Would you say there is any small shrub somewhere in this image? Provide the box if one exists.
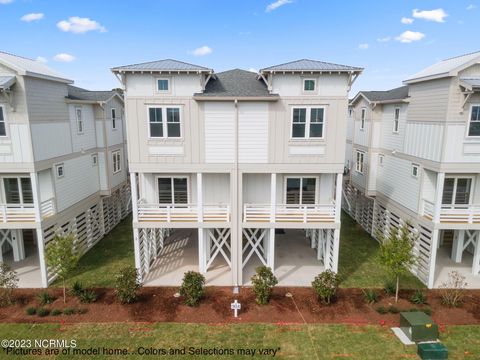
[115,266,141,304]
[251,266,278,305]
[0,262,18,306]
[26,307,37,315]
[388,306,400,314]
[383,280,396,295]
[376,306,388,314]
[79,289,97,304]
[410,290,427,305]
[179,271,206,307]
[70,281,84,297]
[440,271,467,308]
[37,308,50,317]
[362,289,379,304]
[37,291,54,305]
[63,307,75,315]
[311,270,340,305]
[51,309,62,316]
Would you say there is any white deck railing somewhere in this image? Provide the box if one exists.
[137,201,230,223]
[243,203,336,223]
[0,204,36,223]
[422,199,480,224]
[40,198,56,219]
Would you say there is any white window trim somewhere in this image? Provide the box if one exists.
[283,176,319,205]
[155,77,171,94]
[0,105,7,138]
[467,104,480,138]
[360,108,366,131]
[75,107,84,135]
[393,107,400,133]
[155,175,190,205]
[355,150,365,174]
[111,108,117,130]
[302,78,316,93]
[91,153,98,166]
[112,150,121,174]
[55,163,65,178]
[411,163,419,178]
[147,106,183,139]
[290,106,326,140]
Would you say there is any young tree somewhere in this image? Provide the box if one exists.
[378,223,417,303]
[45,234,79,303]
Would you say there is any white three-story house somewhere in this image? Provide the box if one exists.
[345,51,480,288]
[113,58,362,286]
[0,52,130,287]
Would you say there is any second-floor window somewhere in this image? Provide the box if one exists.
[75,107,83,134]
[111,108,117,130]
[303,79,316,91]
[291,107,325,139]
[393,107,400,133]
[148,107,181,138]
[157,79,169,92]
[360,108,366,130]
[0,106,6,137]
[469,105,480,137]
[112,150,121,173]
[356,151,364,173]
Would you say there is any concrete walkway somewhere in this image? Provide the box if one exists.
[434,245,480,289]
[4,244,43,288]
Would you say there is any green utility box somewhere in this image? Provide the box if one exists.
[400,312,438,342]
[417,342,448,359]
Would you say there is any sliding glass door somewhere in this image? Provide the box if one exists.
[285,177,317,205]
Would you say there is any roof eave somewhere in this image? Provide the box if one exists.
[111,68,213,75]
[259,69,363,75]
[193,95,279,101]
[25,71,73,84]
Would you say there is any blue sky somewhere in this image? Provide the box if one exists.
[0,0,478,94]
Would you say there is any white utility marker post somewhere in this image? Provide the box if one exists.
[231,299,241,318]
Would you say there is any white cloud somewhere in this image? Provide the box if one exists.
[0,0,14,4]
[358,43,369,50]
[412,8,448,22]
[53,53,75,62]
[395,31,425,43]
[401,17,414,24]
[466,4,476,10]
[190,45,212,56]
[20,13,44,22]
[248,68,258,73]
[266,0,292,12]
[57,17,106,34]
[377,36,391,43]
[36,56,47,63]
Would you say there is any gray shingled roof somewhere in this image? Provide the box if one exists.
[359,86,409,103]
[260,59,363,72]
[0,75,16,89]
[112,59,213,72]
[67,85,122,102]
[194,69,278,98]
[460,77,480,89]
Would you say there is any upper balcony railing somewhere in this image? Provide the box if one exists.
[243,203,336,223]
[137,200,230,223]
[422,199,480,224]
[0,198,56,223]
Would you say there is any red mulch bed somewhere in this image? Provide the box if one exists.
[1,287,479,326]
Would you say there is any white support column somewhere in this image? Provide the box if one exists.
[197,172,207,274]
[270,173,276,223]
[433,172,445,224]
[472,231,480,275]
[197,173,203,223]
[268,228,275,270]
[428,172,445,288]
[130,172,142,275]
[427,229,440,289]
[198,228,206,274]
[332,228,340,272]
[268,173,276,271]
[30,172,48,287]
[451,230,465,263]
[130,172,139,223]
[335,173,343,223]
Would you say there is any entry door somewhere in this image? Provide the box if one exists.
[285,177,316,205]
[2,177,33,204]
[442,177,472,207]
[157,177,188,205]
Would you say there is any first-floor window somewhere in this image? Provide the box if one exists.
[469,105,480,137]
[356,151,365,173]
[148,107,181,138]
[158,177,188,204]
[291,107,325,139]
[0,106,6,136]
[285,177,316,205]
[112,151,121,173]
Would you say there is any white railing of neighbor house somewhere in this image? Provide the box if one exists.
[422,199,480,224]
[40,198,56,219]
[0,204,36,223]
[243,203,336,223]
[137,201,230,223]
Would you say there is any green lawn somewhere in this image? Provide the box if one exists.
[0,323,477,359]
[59,212,424,289]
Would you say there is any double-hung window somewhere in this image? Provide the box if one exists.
[468,105,480,137]
[148,107,181,138]
[0,106,6,137]
[360,108,366,130]
[75,107,83,134]
[356,151,365,173]
[112,150,121,173]
[291,107,325,139]
[111,108,117,130]
[393,107,400,133]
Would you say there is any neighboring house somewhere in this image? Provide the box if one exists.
[344,51,480,288]
[0,52,130,287]
[112,59,362,286]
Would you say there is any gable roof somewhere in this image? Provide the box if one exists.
[111,59,213,73]
[66,85,123,103]
[404,51,480,84]
[260,59,363,73]
[460,77,480,90]
[350,86,409,106]
[194,69,279,99]
[0,76,16,90]
[0,51,72,83]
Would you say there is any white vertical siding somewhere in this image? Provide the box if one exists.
[404,123,444,162]
[238,102,268,163]
[443,123,480,162]
[243,174,270,203]
[204,102,235,163]
[0,124,34,163]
